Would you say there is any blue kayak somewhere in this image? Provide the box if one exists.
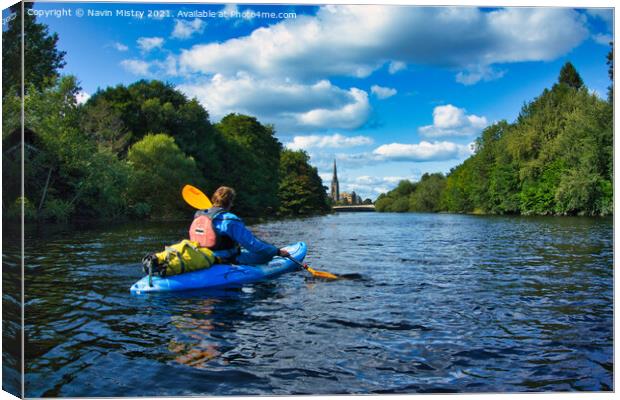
[130,242,306,294]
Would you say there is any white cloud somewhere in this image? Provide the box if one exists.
[121,56,179,77]
[76,91,91,105]
[285,134,373,150]
[373,141,473,161]
[348,175,412,194]
[371,85,397,99]
[298,88,369,129]
[388,61,406,74]
[221,4,256,22]
[179,74,370,131]
[137,37,164,52]
[455,65,506,85]
[419,104,488,138]
[172,18,205,39]
[178,6,588,84]
[222,4,239,18]
[120,59,151,75]
[112,42,128,52]
[320,173,418,199]
[592,33,613,46]
[154,55,178,76]
[309,139,472,171]
[355,175,407,185]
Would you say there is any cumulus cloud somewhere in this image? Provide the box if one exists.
[419,104,488,138]
[371,85,397,99]
[345,175,413,196]
[388,61,406,74]
[319,172,418,199]
[154,55,179,76]
[355,175,410,186]
[309,139,472,172]
[347,175,414,195]
[137,37,164,52]
[592,33,613,46]
[373,141,473,162]
[120,59,151,75]
[220,4,257,22]
[172,18,205,39]
[178,6,589,83]
[179,74,370,131]
[298,88,369,129]
[112,42,128,51]
[456,65,506,85]
[121,56,178,77]
[285,134,373,150]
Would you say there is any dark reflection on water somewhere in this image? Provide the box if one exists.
[3,230,23,397]
[11,214,613,396]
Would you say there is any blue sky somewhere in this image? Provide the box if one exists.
[4,2,613,200]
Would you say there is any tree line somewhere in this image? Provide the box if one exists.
[376,58,613,217]
[2,4,330,222]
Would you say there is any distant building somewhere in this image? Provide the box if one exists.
[341,191,362,205]
[340,192,353,204]
[330,159,339,202]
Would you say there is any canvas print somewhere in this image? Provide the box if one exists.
[1,0,614,397]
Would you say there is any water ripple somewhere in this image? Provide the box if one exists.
[10,214,613,395]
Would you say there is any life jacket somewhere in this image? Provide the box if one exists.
[189,207,237,250]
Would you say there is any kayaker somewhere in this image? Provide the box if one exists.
[192,186,290,264]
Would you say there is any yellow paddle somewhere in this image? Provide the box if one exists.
[181,184,339,280]
[285,255,339,280]
[182,184,213,209]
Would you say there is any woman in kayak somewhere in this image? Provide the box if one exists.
[192,186,290,264]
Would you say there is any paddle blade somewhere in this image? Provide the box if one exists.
[306,266,339,280]
[182,185,213,210]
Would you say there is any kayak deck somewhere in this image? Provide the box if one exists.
[130,242,306,294]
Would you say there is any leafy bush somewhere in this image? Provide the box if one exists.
[40,198,74,222]
[127,133,205,219]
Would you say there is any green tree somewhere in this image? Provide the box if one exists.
[487,147,520,214]
[80,98,130,153]
[215,114,282,216]
[558,61,584,89]
[278,149,330,215]
[3,76,132,221]
[374,193,391,212]
[375,60,612,217]
[2,2,66,95]
[375,180,416,212]
[127,134,205,219]
[409,173,446,212]
[83,81,221,187]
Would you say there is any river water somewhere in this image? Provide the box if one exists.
[4,212,613,396]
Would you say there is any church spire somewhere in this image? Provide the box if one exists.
[330,159,339,202]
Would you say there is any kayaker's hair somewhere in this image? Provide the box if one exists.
[212,186,236,209]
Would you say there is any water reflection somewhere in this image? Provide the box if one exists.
[12,213,613,396]
[169,298,221,369]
